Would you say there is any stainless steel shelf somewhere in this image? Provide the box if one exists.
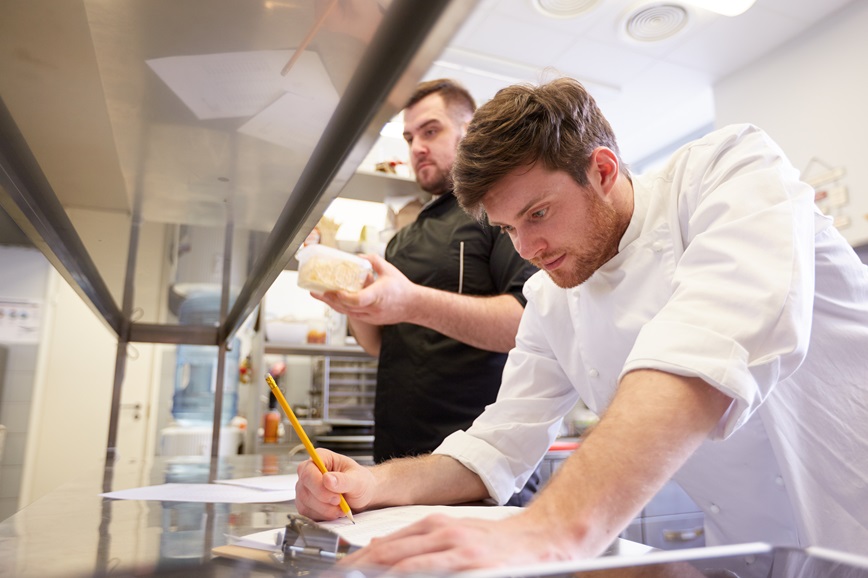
[341,169,423,203]
[264,342,372,358]
[0,0,477,458]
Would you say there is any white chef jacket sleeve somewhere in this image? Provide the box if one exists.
[620,124,818,439]
[435,273,580,504]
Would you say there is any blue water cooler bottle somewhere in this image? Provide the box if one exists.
[172,291,239,426]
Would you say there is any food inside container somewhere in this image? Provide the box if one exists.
[296,244,372,293]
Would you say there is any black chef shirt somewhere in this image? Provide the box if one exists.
[374,191,537,464]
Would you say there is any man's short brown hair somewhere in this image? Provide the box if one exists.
[406,78,476,126]
[453,77,625,220]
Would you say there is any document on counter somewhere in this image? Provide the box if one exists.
[100,481,295,503]
[322,505,522,547]
[225,505,653,574]
[231,504,522,551]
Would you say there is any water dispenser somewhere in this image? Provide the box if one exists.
[171,291,239,426]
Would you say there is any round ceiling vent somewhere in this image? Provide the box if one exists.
[624,3,689,42]
[531,0,601,19]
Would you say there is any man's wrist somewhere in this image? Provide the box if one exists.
[402,284,436,326]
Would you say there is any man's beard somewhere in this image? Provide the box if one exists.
[538,194,625,289]
[418,166,451,195]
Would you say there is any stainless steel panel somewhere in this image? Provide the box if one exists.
[619,518,644,545]
[643,513,706,551]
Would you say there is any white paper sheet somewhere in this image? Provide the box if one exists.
[214,473,298,492]
[230,527,286,552]
[100,482,294,503]
[321,505,522,547]
[231,504,653,568]
[460,540,655,578]
[146,49,337,121]
[232,505,521,551]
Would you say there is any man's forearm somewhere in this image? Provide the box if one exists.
[407,289,524,352]
[517,369,732,557]
[368,454,490,509]
[347,317,381,357]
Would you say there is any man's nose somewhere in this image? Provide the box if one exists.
[410,139,427,158]
[512,230,542,261]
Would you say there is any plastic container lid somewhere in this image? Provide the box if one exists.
[296,244,372,293]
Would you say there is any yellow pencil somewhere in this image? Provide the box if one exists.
[265,373,355,523]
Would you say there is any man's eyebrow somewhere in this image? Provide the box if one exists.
[488,199,540,228]
[403,119,439,139]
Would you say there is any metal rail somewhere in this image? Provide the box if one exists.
[221,0,475,343]
[0,96,124,336]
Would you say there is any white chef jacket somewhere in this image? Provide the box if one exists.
[435,124,868,554]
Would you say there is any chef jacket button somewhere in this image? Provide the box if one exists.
[588,368,599,378]
[651,241,664,253]
[709,504,720,514]
[775,476,784,486]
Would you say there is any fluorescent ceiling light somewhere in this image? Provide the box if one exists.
[530,0,601,19]
[680,0,756,17]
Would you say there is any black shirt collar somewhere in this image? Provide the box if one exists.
[420,190,457,215]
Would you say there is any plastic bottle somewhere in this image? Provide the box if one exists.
[262,392,281,444]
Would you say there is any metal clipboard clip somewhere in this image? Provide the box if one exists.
[276,513,358,563]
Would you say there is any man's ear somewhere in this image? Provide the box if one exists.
[589,147,619,196]
[459,119,471,139]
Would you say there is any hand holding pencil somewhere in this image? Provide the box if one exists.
[265,373,355,523]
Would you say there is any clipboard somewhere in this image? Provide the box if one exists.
[280,513,359,560]
[212,513,359,570]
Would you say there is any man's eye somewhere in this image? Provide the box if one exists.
[531,208,547,219]
[499,225,514,235]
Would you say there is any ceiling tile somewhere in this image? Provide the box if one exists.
[409,0,860,175]
[452,11,578,67]
[664,4,804,77]
[552,36,657,90]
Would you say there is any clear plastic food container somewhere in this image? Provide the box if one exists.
[296,244,372,293]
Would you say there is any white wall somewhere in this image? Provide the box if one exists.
[19,209,171,506]
[0,246,51,520]
[714,1,868,247]
[20,267,116,504]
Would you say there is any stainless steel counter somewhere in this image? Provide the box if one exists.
[0,455,301,577]
[2,455,867,578]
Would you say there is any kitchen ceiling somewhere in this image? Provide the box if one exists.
[415,0,855,168]
[0,0,856,235]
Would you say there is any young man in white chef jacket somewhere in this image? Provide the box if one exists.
[294,77,868,572]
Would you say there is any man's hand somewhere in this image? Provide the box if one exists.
[312,254,420,326]
[295,448,377,521]
[333,370,733,572]
[339,511,577,572]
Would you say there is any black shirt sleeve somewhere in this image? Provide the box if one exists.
[486,224,538,307]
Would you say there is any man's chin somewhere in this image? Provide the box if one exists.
[416,175,450,195]
[545,269,587,289]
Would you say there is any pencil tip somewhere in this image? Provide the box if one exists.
[346,511,356,524]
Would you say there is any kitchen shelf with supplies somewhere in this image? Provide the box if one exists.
[266,341,377,457]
